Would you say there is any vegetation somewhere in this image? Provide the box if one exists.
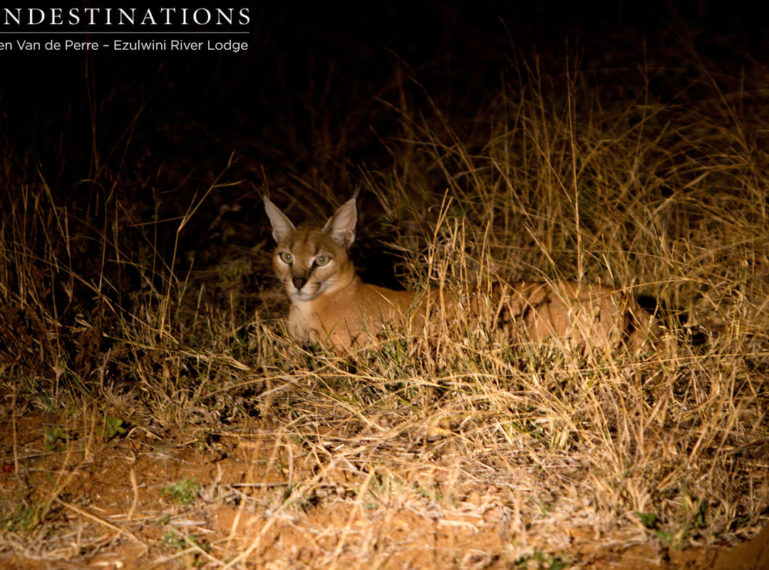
[0,14,767,568]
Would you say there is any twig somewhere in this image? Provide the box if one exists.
[55,497,148,549]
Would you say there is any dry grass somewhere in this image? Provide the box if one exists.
[1,49,768,568]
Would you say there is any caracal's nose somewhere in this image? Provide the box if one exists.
[292,276,307,290]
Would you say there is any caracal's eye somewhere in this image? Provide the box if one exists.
[315,254,331,267]
[279,251,293,264]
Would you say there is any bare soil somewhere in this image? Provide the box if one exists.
[1,412,766,569]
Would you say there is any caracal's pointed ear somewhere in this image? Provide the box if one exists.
[323,194,358,249]
[264,196,296,243]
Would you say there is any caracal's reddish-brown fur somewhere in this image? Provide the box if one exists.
[265,195,656,353]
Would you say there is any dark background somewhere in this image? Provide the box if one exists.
[1,1,767,269]
[3,2,766,176]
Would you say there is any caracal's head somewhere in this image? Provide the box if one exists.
[264,195,358,302]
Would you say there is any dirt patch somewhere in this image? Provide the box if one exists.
[1,412,766,568]
[712,524,769,570]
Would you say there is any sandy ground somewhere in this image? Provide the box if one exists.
[1,412,767,568]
